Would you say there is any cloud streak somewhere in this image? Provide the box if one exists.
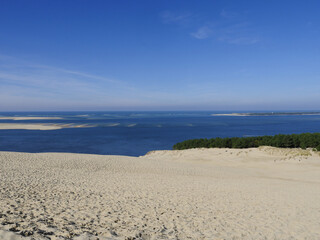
[0,55,203,110]
[159,11,192,25]
[220,10,238,19]
[160,9,259,45]
[191,26,211,39]
[0,55,146,111]
[0,56,136,93]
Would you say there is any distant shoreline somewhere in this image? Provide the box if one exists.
[212,112,320,116]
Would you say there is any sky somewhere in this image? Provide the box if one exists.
[0,0,320,111]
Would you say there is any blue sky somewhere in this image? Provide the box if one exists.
[0,0,319,111]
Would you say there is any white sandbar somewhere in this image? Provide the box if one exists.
[0,123,62,130]
[0,117,63,120]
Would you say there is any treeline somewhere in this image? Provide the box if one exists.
[173,133,320,151]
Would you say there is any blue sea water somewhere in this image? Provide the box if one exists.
[0,111,320,156]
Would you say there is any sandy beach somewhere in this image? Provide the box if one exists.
[1,147,320,239]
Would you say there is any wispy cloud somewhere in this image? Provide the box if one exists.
[190,26,211,39]
[191,21,259,45]
[220,36,259,45]
[0,55,134,92]
[217,22,259,45]
[159,11,192,25]
[220,9,238,19]
[0,54,201,110]
[160,9,259,45]
[0,55,145,110]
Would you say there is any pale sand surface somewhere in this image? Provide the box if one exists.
[211,113,247,116]
[0,123,94,130]
[0,117,63,120]
[0,124,63,130]
[0,147,320,239]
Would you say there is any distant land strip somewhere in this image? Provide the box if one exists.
[212,112,320,116]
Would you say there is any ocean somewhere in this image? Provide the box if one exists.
[1,111,320,156]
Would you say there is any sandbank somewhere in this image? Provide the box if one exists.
[0,123,62,130]
[0,123,95,130]
[0,117,63,120]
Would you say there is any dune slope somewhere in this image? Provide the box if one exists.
[0,147,320,239]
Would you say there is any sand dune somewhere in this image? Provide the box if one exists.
[0,147,320,239]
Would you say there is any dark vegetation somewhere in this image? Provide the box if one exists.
[173,133,320,151]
